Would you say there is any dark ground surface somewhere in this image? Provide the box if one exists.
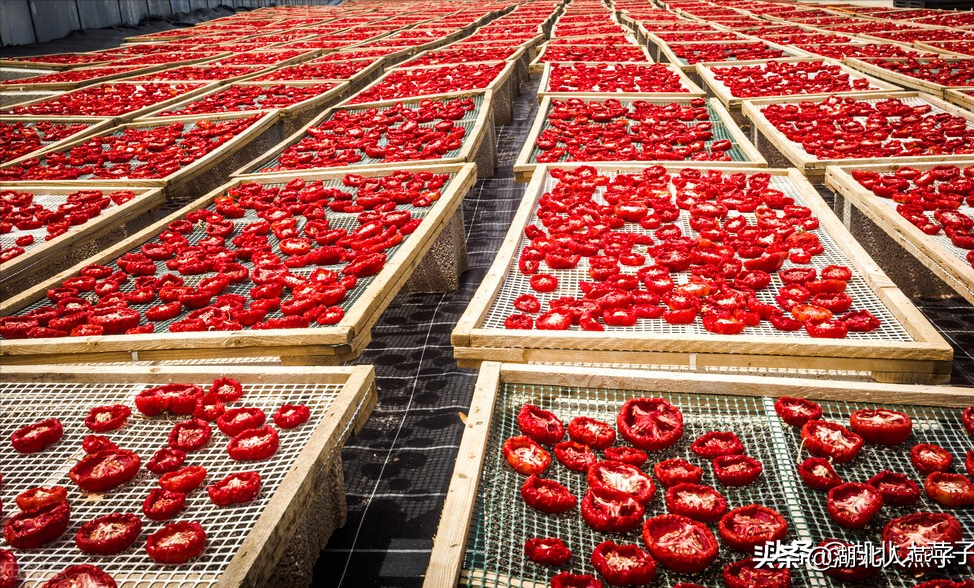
[3,12,974,588]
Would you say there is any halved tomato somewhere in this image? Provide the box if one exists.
[503,436,551,475]
[818,539,877,583]
[642,514,719,574]
[722,558,791,588]
[911,443,953,474]
[773,397,822,427]
[665,483,728,523]
[567,416,615,449]
[517,404,564,445]
[587,460,655,504]
[867,470,920,506]
[690,431,744,459]
[924,472,974,508]
[520,475,576,514]
[581,487,645,534]
[849,408,912,445]
[590,541,657,586]
[797,457,842,491]
[801,420,863,463]
[617,397,684,451]
[553,441,596,472]
[883,512,963,566]
[826,482,883,529]
[653,458,703,488]
[718,504,788,553]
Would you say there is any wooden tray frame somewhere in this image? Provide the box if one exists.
[401,44,530,70]
[0,364,377,588]
[249,56,386,94]
[513,96,767,183]
[0,63,171,92]
[742,91,974,184]
[845,56,974,100]
[452,164,953,384]
[696,57,903,112]
[945,87,974,111]
[1,116,114,167]
[0,163,477,367]
[657,39,811,73]
[425,361,974,587]
[234,90,495,179]
[529,42,655,74]
[826,161,974,306]
[536,61,706,103]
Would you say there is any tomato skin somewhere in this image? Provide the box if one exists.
[0,550,17,588]
[75,513,142,555]
[3,500,70,549]
[168,418,212,452]
[517,404,564,445]
[10,418,63,453]
[84,404,130,432]
[774,397,822,427]
[911,443,953,474]
[713,454,763,486]
[146,447,186,474]
[503,436,551,475]
[827,482,884,529]
[146,521,207,564]
[69,449,140,492]
[587,460,655,504]
[523,537,572,567]
[590,541,657,586]
[967,450,974,478]
[665,483,728,523]
[160,465,207,493]
[567,416,615,449]
[883,512,963,567]
[15,486,67,512]
[550,572,602,588]
[227,425,279,461]
[209,377,243,402]
[82,435,118,454]
[135,383,203,416]
[207,472,261,506]
[521,475,576,514]
[722,558,791,588]
[849,408,912,445]
[653,459,703,487]
[924,472,974,508]
[642,514,719,574]
[273,404,310,429]
[867,470,920,506]
[193,393,225,421]
[797,457,842,491]
[41,564,116,588]
[617,397,684,451]
[216,407,266,437]
[801,420,863,463]
[690,431,744,459]
[603,446,647,467]
[963,407,974,436]
[718,504,789,553]
[553,441,595,472]
[142,489,186,521]
[581,487,644,534]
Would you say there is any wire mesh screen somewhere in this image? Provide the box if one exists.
[524,99,752,164]
[480,169,914,342]
[0,376,349,586]
[1,120,99,163]
[461,383,974,587]
[254,94,486,173]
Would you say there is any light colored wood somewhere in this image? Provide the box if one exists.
[657,39,811,73]
[0,164,477,366]
[0,53,111,71]
[845,57,974,100]
[1,116,113,167]
[946,87,974,111]
[513,96,767,183]
[424,362,502,588]
[0,63,172,92]
[402,44,528,68]
[826,162,974,306]
[536,61,706,104]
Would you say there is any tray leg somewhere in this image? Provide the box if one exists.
[474,116,498,179]
[403,206,469,294]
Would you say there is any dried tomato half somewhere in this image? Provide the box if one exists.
[604,446,648,467]
[207,471,261,506]
[827,482,883,529]
[146,521,206,564]
[587,460,655,504]
[963,407,974,436]
[523,537,572,567]
[911,443,953,474]
[883,512,963,566]
[818,539,878,583]
[581,487,644,534]
[142,489,186,521]
[773,397,822,427]
[82,435,118,454]
[521,475,576,514]
[690,431,744,459]
[41,565,116,588]
[10,418,63,453]
[3,500,70,549]
[503,436,551,475]
[653,459,703,488]
[712,454,763,486]
[75,513,142,555]
[216,407,266,437]
[273,404,311,429]
[209,377,243,402]
[159,465,207,494]
[567,416,615,449]
[517,404,565,445]
[849,408,912,445]
[135,383,204,416]
[797,457,842,491]
[227,425,279,461]
[553,441,596,472]
[867,470,920,506]
[15,486,67,512]
[0,550,16,588]
[718,504,789,553]
[590,541,657,586]
[69,449,140,492]
[642,514,719,574]
[168,418,212,452]
[550,573,602,588]
[924,472,974,508]
[801,420,863,463]
[617,397,684,451]
[146,447,186,474]
[84,404,131,432]
[722,558,790,588]
[665,483,728,523]
[193,393,225,421]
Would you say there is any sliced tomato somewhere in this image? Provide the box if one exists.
[665,483,728,523]
[603,446,647,467]
[690,431,744,459]
[617,397,684,451]
[553,441,596,472]
[642,514,719,574]
[84,404,130,432]
[15,486,67,513]
[867,470,920,506]
[75,513,141,555]
[40,565,116,588]
[653,458,703,488]
[800,420,863,463]
[883,512,963,565]
[590,541,657,586]
[2,500,70,549]
[722,558,791,588]
[713,454,763,487]
[523,537,572,567]
[587,460,655,505]
[963,407,974,436]
[550,572,602,588]
[69,449,140,493]
[146,521,206,564]
[517,404,565,445]
[503,436,551,475]
[849,408,912,445]
[773,397,822,427]
[146,447,186,475]
[717,504,789,553]
[168,418,212,452]
[924,472,974,508]
[797,457,842,491]
[567,416,615,449]
[911,443,953,474]
[581,487,645,534]
[159,465,207,494]
[520,475,576,514]
[826,482,883,529]
[0,550,16,588]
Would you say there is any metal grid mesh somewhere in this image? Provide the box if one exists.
[525,99,752,164]
[8,172,457,335]
[1,119,98,163]
[0,377,347,587]
[480,170,913,342]
[255,95,485,173]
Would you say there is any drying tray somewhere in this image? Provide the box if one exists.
[0,67,52,83]
[453,163,953,384]
[696,57,904,112]
[513,97,766,183]
[0,185,164,298]
[945,87,974,111]
[657,40,811,74]
[0,53,112,71]
[0,91,62,109]
[402,44,530,68]
[528,43,655,75]
[427,363,974,588]
[0,64,171,93]
[536,62,706,104]
[0,163,477,367]
[249,57,386,95]
[0,364,376,588]
[235,91,496,180]
[0,116,114,168]
[846,57,974,100]
[826,161,974,306]
[743,91,974,184]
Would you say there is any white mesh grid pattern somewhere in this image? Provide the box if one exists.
[479,170,914,342]
[0,190,134,255]
[0,377,348,586]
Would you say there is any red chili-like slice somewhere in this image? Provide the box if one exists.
[883,512,963,566]
[146,521,206,564]
[722,558,791,588]
[15,486,67,512]
[665,483,728,523]
[523,537,572,567]
[227,425,279,461]
[797,457,842,491]
[216,407,266,437]
[603,446,648,467]
[773,397,822,427]
[69,449,140,492]
[159,465,206,494]
[550,572,602,588]
[209,377,243,402]
[521,475,576,514]
[849,408,912,445]
[553,440,596,472]
[801,420,863,464]
[135,383,203,416]
[718,504,789,553]
[590,540,657,586]
[924,472,974,508]
[713,454,763,486]
[642,514,719,574]
[503,436,551,475]
[3,500,70,549]
[653,459,703,488]
[517,404,565,445]
[168,418,212,452]
[146,447,186,474]
[818,539,878,583]
[0,550,17,588]
[827,482,884,529]
[617,397,684,451]
[75,513,142,555]
[867,470,920,506]
[207,471,261,506]
[690,431,744,459]
[581,487,645,534]
[273,404,310,429]
[84,404,131,432]
[10,418,63,453]
[41,565,116,588]
[142,488,185,521]
[587,460,655,504]
[567,416,615,450]
[911,443,953,474]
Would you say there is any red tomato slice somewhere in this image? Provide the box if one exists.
[924,472,974,508]
[40,565,116,588]
[587,460,655,504]
[774,397,822,427]
[69,449,140,493]
[867,470,920,506]
[642,514,719,574]
[517,404,564,445]
[581,487,644,534]
[75,513,142,555]
[722,558,791,588]
[801,420,863,463]
[883,512,963,566]
[911,443,953,474]
[665,483,728,523]
[590,541,657,586]
[849,408,912,445]
[146,521,206,564]
[553,440,596,472]
[617,397,684,451]
[567,416,615,449]
[653,458,703,488]
[502,436,551,475]
[520,475,576,514]
[690,431,744,459]
[523,537,572,567]
[717,504,789,553]
[827,482,884,529]
[797,457,842,491]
